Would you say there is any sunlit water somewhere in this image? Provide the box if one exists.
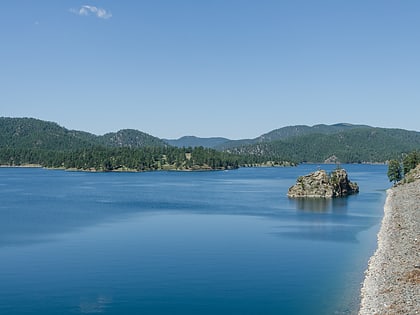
[0,164,389,314]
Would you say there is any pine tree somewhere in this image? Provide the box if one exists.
[387,160,402,184]
[403,151,420,175]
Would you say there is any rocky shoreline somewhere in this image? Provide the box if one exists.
[359,173,420,314]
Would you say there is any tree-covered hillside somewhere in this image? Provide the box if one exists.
[255,123,369,142]
[0,146,245,171]
[225,128,420,163]
[2,117,420,167]
[0,117,94,150]
[164,136,230,149]
[0,117,289,171]
[216,123,368,150]
[0,117,167,150]
[99,129,168,148]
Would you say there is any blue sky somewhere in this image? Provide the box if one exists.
[1,1,419,139]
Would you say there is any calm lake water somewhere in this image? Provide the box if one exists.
[0,164,389,315]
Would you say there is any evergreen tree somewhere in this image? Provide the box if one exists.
[403,151,420,175]
[387,160,402,184]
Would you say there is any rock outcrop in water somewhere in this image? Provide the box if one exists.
[287,168,359,198]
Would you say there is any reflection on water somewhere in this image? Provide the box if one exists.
[79,296,112,314]
[292,197,332,212]
[0,165,388,315]
[290,197,349,213]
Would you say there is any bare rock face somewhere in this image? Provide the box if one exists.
[288,168,359,198]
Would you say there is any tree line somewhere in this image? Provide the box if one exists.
[0,146,291,172]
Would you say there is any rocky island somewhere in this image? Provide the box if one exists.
[288,168,359,198]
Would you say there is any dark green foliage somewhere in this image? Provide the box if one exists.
[217,123,369,150]
[386,151,420,184]
[0,117,95,150]
[0,117,167,150]
[254,123,368,143]
[224,128,420,163]
[387,160,403,184]
[98,129,168,148]
[0,146,245,171]
[3,117,420,169]
[402,151,420,175]
[0,117,293,170]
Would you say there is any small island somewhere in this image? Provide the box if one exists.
[288,168,359,198]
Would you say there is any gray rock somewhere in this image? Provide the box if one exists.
[288,168,359,198]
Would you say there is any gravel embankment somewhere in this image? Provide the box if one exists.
[359,176,420,314]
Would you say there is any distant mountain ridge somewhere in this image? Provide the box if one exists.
[99,129,167,148]
[1,117,419,164]
[164,124,370,150]
[0,117,241,171]
[216,123,370,150]
[256,123,370,142]
[164,136,230,149]
[224,126,420,163]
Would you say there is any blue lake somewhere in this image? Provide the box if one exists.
[0,164,389,314]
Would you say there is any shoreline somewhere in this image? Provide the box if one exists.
[359,178,420,314]
[0,164,43,168]
[0,163,294,173]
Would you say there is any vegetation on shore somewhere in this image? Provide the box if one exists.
[0,118,291,171]
[2,117,420,171]
[167,124,420,164]
[387,151,420,184]
[0,146,242,171]
[0,146,294,172]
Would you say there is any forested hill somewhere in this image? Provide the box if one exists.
[164,124,368,150]
[224,127,420,163]
[0,117,167,149]
[165,124,420,163]
[255,123,369,142]
[216,123,369,149]
[0,117,283,171]
[2,117,420,166]
[0,117,94,150]
[98,129,167,148]
[164,136,230,149]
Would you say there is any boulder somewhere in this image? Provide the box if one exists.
[288,168,359,198]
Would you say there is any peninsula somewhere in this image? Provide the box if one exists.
[359,165,420,314]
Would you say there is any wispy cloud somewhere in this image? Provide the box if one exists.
[70,5,112,19]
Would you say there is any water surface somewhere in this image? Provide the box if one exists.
[0,164,388,314]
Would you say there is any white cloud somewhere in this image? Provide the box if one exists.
[70,5,112,19]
